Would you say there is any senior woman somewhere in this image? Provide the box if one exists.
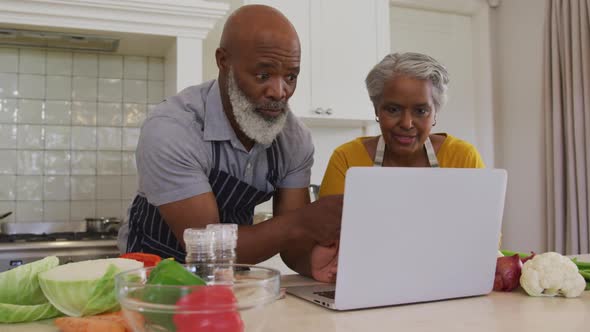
[319,52,485,197]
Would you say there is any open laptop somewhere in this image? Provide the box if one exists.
[287,167,507,310]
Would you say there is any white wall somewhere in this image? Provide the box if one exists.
[492,0,547,252]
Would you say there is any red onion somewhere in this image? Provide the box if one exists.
[493,254,523,292]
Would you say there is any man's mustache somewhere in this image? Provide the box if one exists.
[255,101,287,110]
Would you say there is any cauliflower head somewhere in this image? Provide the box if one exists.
[520,252,586,298]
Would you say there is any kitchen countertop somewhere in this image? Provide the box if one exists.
[274,274,590,331]
[4,254,590,332]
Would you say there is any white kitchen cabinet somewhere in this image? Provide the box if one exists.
[245,0,389,126]
[244,0,312,123]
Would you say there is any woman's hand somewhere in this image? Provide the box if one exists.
[310,242,339,283]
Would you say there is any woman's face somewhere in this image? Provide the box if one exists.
[375,75,436,158]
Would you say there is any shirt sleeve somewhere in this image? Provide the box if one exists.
[319,149,349,197]
[466,148,486,168]
[136,116,211,206]
[456,143,486,168]
[440,136,486,169]
[276,126,314,189]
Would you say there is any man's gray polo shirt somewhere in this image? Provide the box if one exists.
[136,80,314,207]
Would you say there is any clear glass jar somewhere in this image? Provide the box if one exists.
[207,223,238,283]
[183,228,215,280]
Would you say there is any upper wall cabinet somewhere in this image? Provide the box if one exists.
[246,0,389,126]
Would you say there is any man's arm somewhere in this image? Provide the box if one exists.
[272,188,316,276]
[158,190,304,264]
[157,192,220,248]
[272,188,343,280]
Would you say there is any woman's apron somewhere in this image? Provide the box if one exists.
[373,135,439,167]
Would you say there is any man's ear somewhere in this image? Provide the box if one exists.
[215,47,229,71]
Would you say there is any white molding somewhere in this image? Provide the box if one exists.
[0,0,229,38]
[389,0,488,16]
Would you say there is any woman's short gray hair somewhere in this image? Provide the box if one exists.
[365,52,450,112]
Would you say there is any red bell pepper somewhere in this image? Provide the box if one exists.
[173,285,244,332]
[119,252,162,267]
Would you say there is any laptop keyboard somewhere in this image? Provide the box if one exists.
[313,290,335,299]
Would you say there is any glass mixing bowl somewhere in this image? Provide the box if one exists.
[115,264,280,332]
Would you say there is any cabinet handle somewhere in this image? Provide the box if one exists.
[312,107,333,115]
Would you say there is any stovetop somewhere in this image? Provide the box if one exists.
[0,231,121,272]
[0,232,118,244]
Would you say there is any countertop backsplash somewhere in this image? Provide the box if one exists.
[0,47,165,224]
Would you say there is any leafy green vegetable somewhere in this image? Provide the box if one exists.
[39,258,142,317]
[570,259,590,292]
[499,250,531,259]
[579,269,590,292]
[0,302,62,323]
[0,257,61,323]
[0,256,58,305]
[571,257,590,270]
[80,264,121,316]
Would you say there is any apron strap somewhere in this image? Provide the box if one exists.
[373,135,386,167]
[424,136,439,168]
[373,135,439,167]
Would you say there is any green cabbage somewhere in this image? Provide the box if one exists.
[39,258,142,317]
[0,302,62,323]
[0,256,59,305]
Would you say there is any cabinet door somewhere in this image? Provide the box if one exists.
[243,0,312,119]
[309,0,379,121]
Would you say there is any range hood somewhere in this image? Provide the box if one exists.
[0,28,119,52]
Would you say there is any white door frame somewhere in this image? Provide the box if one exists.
[388,0,496,166]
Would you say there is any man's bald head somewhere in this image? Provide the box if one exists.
[219,5,299,57]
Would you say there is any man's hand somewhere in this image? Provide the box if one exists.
[310,242,339,283]
[291,195,343,246]
[278,193,342,279]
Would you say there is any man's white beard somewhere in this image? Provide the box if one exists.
[227,70,289,145]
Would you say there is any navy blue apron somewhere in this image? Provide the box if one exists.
[126,140,280,262]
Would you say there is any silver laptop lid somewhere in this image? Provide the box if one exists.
[334,167,506,310]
